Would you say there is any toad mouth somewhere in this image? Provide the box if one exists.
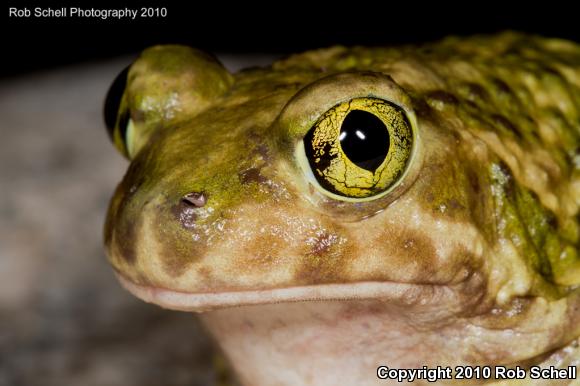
[116,272,451,312]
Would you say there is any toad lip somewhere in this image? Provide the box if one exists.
[115,272,454,312]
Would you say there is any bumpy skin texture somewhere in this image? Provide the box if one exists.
[104,33,580,385]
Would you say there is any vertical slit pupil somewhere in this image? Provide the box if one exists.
[339,110,390,171]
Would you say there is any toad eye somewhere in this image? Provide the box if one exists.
[103,65,133,158]
[302,98,415,201]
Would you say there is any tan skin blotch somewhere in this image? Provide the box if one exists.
[103,33,580,385]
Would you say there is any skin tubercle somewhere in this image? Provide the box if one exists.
[102,32,580,385]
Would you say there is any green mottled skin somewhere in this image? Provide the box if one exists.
[104,33,580,385]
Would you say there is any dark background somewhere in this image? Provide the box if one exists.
[2,3,579,386]
[3,1,580,78]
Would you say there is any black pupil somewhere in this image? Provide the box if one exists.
[103,65,129,140]
[339,110,390,171]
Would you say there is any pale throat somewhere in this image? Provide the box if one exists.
[200,298,580,386]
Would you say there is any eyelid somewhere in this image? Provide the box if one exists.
[274,71,416,161]
[273,71,422,215]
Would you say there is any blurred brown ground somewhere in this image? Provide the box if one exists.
[0,53,275,386]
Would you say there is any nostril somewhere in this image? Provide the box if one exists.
[181,192,207,207]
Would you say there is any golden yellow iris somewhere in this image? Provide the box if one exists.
[303,98,414,199]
